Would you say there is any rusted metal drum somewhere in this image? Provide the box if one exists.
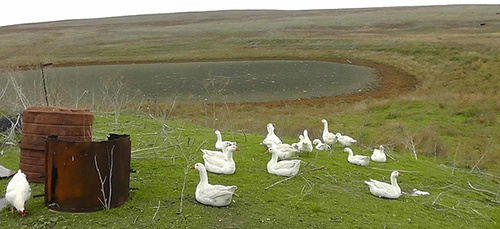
[20,106,93,182]
[45,134,131,212]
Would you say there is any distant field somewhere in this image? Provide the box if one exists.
[0,5,499,173]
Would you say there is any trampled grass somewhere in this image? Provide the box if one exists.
[1,112,498,228]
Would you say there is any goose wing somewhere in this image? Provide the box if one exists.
[273,160,301,170]
[201,149,225,159]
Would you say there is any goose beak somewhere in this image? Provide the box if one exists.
[190,165,195,169]
[398,173,402,176]
[235,147,239,151]
[19,210,26,217]
[265,149,269,154]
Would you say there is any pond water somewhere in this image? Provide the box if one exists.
[1,60,379,103]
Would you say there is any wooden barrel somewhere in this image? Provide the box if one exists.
[19,106,93,182]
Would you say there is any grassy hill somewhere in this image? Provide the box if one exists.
[1,112,499,228]
[0,5,499,227]
[2,5,497,173]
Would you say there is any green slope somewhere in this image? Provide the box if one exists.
[1,112,498,228]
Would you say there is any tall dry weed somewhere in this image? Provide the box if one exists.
[414,124,449,159]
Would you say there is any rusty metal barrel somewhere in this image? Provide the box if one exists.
[44,134,131,212]
[19,106,93,182]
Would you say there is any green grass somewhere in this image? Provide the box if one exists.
[1,112,498,228]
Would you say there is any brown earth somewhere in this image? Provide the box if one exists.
[234,58,418,108]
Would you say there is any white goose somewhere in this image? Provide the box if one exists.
[191,163,237,207]
[344,147,369,167]
[321,119,337,145]
[261,123,282,148]
[312,139,331,151]
[5,170,31,217]
[201,141,236,159]
[336,133,357,147]
[291,135,303,150]
[371,145,387,162]
[364,171,402,199]
[298,130,313,153]
[266,147,301,177]
[202,142,239,174]
[214,130,232,150]
[265,140,299,160]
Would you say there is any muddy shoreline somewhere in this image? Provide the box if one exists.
[14,57,417,106]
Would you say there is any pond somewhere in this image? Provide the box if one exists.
[1,60,380,104]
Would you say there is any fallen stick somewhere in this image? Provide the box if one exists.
[151,200,161,222]
[385,153,397,161]
[468,182,500,204]
[452,144,460,176]
[311,175,323,181]
[265,176,296,190]
[325,171,338,183]
[431,192,445,211]
[452,183,500,204]
[470,171,500,180]
[310,166,327,172]
[131,146,162,154]
[468,182,498,196]
[440,182,457,190]
[470,148,489,173]
[178,164,189,214]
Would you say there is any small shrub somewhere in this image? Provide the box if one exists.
[415,124,449,158]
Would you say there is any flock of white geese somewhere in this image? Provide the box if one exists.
[3,119,424,216]
[191,119,423,207]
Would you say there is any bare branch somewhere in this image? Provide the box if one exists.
[131,146,162,154]
[108,146,115,209]
[94,155,109,210]
[470,146,490,173]
[264,176,296,190]
[178,164,189,214]
[468,182,500,203]
[151,200,161,223]
[431,192,445,211]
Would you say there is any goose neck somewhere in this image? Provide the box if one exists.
[390,175,399,189]
[346,149,353,157]
[267,152,278,169]
[225,149,234,161]
[270,152,278,163]
[198,168,209,185]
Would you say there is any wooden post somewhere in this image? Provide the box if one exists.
[40,62,52,106]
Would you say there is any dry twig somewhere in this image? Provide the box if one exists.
[264,176,296,190]
[468,182,500,204]
[151,200,161,222]
[94,155,108,209]
[470,145,490,173]
[431,192,445,211]
[131,146,162,154]
[94,145,115,210]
